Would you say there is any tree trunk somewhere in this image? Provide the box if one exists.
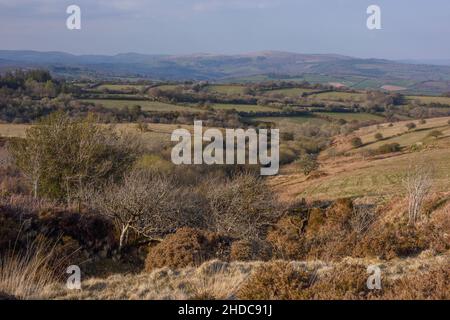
[33,179,38,199]
[119,224,130,252]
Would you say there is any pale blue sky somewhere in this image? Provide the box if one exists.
[0,0,449,59]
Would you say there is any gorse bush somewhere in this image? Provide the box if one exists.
[303,263,376,300]
[267,216,305,260]
[354,220,438,260]
[145,228,231,272]
[230,239,272,262]
[381,265,450,300]
[237,261,314,300]
[238,260,449,300]
[350,137,363,148]
[376,143,401,154]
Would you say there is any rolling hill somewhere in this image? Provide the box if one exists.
[1,50,450,93]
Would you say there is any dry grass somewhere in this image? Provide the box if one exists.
[36,249,449,300]
[43,260,257,300]
[0,237,60,299]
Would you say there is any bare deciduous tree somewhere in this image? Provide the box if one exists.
[89,169,203,250]
[350,204,376,234]
[204,173,281,240]
[402,162,433,225]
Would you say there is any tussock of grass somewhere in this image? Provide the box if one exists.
[0,237,59,299]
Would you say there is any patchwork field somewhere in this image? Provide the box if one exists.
[206,85,246,95]
[96,84,146,91]
[264,87,318,97]
[80,99,201,112]
[406,95,450,105]
[210,103,279,112]
[315,112,383,121]
[309,91,366,102]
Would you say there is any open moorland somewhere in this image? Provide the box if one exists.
[0,70,449,300]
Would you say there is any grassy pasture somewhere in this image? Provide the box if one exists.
[210,103,279,112]
[80,99,201,112]
[154,84,179,91]
[206,85,246,95]
[264,88,318,97]
[297,147,450,200]
[406,95,450,105]
[315,112,383,121]
[310,91,366,101]
[253,116,328,126]
[97,84,145,91]
[0,123,187,144]
[355,116,450,147]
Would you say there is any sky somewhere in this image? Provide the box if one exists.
[0,0,449,60]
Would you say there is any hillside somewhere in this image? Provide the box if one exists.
[271,116,450,201]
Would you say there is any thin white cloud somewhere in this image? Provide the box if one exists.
[192,0,281,12]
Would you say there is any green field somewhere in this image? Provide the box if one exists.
[154,84,179,91]
[310,91,366,101]
[406,95,450,105]
[80,99,201,112]
[298,147,450,199]
[97,84,145,91]
[210,103,279,112]
[253,116,328,126]
[206,85,246,95]
[315,112,383,121]
[264,88,318,97]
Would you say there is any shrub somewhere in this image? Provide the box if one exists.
[9,111,139,201]
[302,263,378,300]
[304,199,356,260]
[279,146,297,165]
[376,143,401,154]
[145,228,230,272]
[381,265,449,300]
[204,173,280,240]
[350,137,363,148]
[428,130,443,138]
[230,239,271,262]
[280,132,295,141]
[406,122,416,130]
[423,209,450,254]
[306,208,326,234]
[237,261,313,300]
[267,216,305,260]
[296,154,319,176]
[89,169,207,250]
[355,222,428,259]
[374,133,383,140]
[326,198,354,229]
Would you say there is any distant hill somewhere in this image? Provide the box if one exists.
[1,50,450,94]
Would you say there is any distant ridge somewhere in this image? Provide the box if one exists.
[1,50,450,93]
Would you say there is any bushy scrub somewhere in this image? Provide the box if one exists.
[145,228,231,272]
[267,216,305,260]
[230,239,272,262]
[237,261,313,300]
